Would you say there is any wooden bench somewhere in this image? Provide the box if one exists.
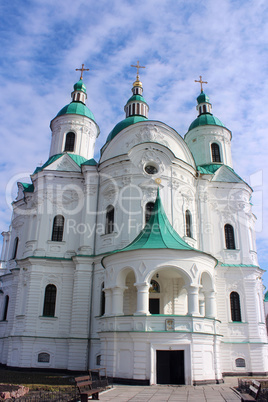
[75,369,108,401]
[240,380,261,401]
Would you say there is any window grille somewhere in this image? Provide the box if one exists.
[51,215,64,241]
[225,224,236,249]
[38,353,50,363]
[64,132,75,152]
[230,291,241,322]
[235,358,245,368]
[211,143,221,162]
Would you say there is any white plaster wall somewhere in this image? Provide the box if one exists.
[184,125,233,167]
[50,114,99,160]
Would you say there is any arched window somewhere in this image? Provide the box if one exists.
[185,210,192,237]
[100,282,105,316]
[64,132,75,152]
[105,205,114,234]
[43,284,57,317]
[51,215,64,241]
[145,202,155,224]
[203,105,206,113]
[12,237,19,259]
[211,143,221,162]
[2,295,9,321]
[225,224,235,249]
[230,291,241,322]
[38,352,50,363]
[235,358,246,368]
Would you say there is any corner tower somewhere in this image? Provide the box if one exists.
[185,77,232,168]
[49,65,99,160]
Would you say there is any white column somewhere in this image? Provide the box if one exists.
[204,290,217,318]
[134,282,150,315]
[187,285,200,316]
[199,299,205,316]
[112,286,126,315]
[103,288,112,315]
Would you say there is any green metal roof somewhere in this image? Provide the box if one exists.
[73,79,87,94]
[126,94,148,105]
[197,91,210,104]
[188,113,225,132]
[34,153,88,173]
[20,183,34,192]
[113,189,194,253]
[264,291,268,302]
[197,164,223,174]
[219,263,259,268]
[81,158,97,166]
[197,164,244,181]
[106,115,148,143]
[56,102,96,122]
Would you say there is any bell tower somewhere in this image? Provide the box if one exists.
[49,65,99,160]
[184,77,233,167]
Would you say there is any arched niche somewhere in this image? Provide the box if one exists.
[146,266,191,315]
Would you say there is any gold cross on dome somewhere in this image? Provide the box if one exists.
[131,60,145,76]
[75,64,90,80]
[195,75,208,92]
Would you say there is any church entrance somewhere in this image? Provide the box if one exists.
[156,350,185,384]
[149,298,160,314]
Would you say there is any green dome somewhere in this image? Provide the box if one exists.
[106,115,148,143]
[126,94,148,105]
[73,79,87,94]
[188,113,225,131]
[197,91,210,104]
[56,102,96,122]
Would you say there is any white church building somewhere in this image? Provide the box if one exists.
[0,65,267,385]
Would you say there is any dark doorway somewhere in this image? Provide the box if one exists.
[149,299,160,314]
[156,350,185,385]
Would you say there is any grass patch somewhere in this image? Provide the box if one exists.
[0,368,77,392]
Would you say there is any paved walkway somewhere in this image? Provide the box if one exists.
[99,380,240,401]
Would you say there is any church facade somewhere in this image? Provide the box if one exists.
[0,67,267,385]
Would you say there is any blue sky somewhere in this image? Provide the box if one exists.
[0,0,268,287]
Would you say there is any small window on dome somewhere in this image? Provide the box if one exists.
[64,132,75,152]
[203,105,206,113]
[211,143,221,162]
[145,164,158,175]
